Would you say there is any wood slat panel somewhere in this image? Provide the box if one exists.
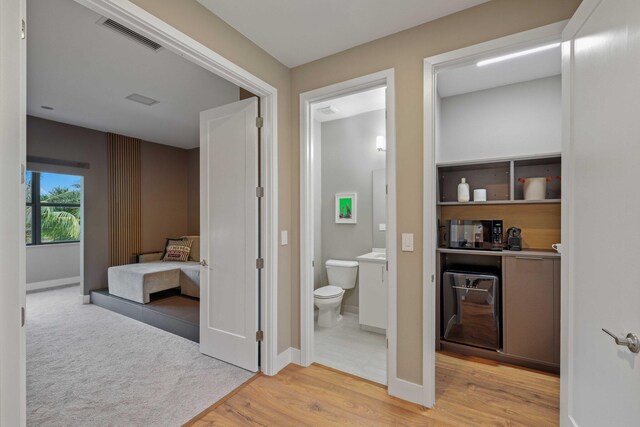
[440,203,561,250]
[108,133,142,266]
[185,352,559,426]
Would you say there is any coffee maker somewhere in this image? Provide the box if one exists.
[506,227,522,251]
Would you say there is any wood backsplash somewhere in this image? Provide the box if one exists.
[439,203,561,250]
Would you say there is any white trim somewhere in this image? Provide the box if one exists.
[299,69,401,399]
[81,294,91,305]
[26,277,81,292]
[276,347,302,372]
[67,0,279,376]
[389,378,425,406]
[422,21,567,408]
[560,2,600,426]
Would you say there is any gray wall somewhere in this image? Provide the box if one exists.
[312,119,323,289]
[26,242,80,286]
[439,75,561,164]
[27,116,198,294]
[320,109,385,312]
[372,168,386,248]
[187,148,200,235]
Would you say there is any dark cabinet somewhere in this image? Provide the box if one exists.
[504,256,560,365]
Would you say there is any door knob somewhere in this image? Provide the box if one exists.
[200,259,208,267]
[602,329,640,353]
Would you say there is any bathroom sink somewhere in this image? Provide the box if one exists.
[356,251,387,263]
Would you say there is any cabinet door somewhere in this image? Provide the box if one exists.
[504,257,555,364]
[359,262,387,330]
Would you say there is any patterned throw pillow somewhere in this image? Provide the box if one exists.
[162,239,192,262]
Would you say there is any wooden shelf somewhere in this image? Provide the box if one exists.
[438,199,561,206]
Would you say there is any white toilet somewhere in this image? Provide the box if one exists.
[314,259,358,327]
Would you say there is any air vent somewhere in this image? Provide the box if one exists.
[97,17,163,52]
[125,93,159,106]
[317,106,339,115]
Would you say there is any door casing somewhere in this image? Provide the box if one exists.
[422,21,567,408]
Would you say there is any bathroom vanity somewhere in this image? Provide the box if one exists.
[357,250,387,333]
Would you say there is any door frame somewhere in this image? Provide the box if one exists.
[560,1,602,425]
[299,69,402,397]
[73,0,279,376]
[422,21,567,407]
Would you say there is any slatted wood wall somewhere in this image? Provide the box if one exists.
[107,133,142,266]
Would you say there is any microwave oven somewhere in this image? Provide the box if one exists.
[446,219,504,251]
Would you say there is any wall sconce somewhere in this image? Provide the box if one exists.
[376,135,386,152]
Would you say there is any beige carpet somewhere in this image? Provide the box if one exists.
[27,285,253,427]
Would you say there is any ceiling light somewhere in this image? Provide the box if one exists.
[376,135,386,152]
[125,93,159,106]
[477,43,561,67]
[41,105,54,110]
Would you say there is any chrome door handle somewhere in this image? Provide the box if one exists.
[602,329,640,353]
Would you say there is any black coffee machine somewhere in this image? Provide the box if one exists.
[506,227,522,251]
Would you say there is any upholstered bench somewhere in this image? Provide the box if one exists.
[107,236,201,303]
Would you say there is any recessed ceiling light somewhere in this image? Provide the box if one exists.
[41,105,54,110]
[477,42,561,67]
[125,93,159,106]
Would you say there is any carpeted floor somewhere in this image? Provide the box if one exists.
[26,285,253,427]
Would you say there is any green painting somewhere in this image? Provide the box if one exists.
[335,193,357,224]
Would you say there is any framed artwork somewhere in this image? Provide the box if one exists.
[335,192,357,224]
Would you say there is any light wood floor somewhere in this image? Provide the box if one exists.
[185,352,559,426]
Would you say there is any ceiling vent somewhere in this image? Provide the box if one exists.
[97,17,163,52]
[125,93,159,106]
[317,106,339,115]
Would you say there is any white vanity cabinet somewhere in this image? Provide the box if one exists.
[357,254,387,332]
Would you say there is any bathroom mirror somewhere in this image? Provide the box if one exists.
[372,168,386,248]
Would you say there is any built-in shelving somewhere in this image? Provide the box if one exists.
[437,155,561,204]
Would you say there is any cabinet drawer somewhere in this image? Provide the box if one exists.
[504,256,555,364]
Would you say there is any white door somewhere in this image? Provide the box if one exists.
[199,98,259,372]
[563,0,640,424]
[0,0,27,425]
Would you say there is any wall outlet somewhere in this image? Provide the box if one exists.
[281,230,288,246]
[401,233,414,252]
[379,223,386,231]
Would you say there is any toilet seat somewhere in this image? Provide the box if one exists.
[314,285,344,299]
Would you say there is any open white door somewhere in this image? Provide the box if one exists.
[562,0,640,424]
[0,0,27,424]
[199,98,259,372]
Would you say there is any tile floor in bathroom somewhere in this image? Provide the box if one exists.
[314,312,387,385]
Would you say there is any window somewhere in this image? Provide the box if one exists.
[26,171,82,245]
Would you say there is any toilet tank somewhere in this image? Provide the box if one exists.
[325,260,359,289]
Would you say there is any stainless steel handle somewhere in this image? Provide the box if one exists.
[452,286,488,292]
[602,329,640,353]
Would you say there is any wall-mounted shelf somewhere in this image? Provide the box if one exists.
[437,155,561,204]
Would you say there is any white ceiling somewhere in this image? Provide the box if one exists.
[437,43,561,98]
[313,87,385,123]
[27,0,240,149]
[197,0,489,68]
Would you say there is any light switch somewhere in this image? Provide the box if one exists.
[401,233,414,252]
[379,223,386,231]
[281,230,288,246]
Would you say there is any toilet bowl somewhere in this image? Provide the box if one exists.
[314,260,358,328]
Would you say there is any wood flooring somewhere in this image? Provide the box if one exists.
[185,351,560,426]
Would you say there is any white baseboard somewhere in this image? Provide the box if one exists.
[26,276,81,292]
[276,347,302,372]
[81,294,91,304]
[388,377,425,406]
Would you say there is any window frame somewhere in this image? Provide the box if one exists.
[26,171,81,246]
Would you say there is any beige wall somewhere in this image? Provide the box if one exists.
[141,142,189,253]
[187,148,200,235]
[290,0,581,384]
[127,0,580,381]
[129,0,294,353]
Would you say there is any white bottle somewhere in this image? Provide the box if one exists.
[457,178,470,202]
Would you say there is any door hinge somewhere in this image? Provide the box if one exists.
[431,274,435,283]
[256,258,264,269]
[21,19,26,40]
[386,260,389,271]
[21,164,25,184]
[256,117,264,128]
[256,330,264,341]
[256,186,264,198]
[386,338,389,349]
[21,307,25,327]
[386,184,388,195]
[312,260,315,268]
